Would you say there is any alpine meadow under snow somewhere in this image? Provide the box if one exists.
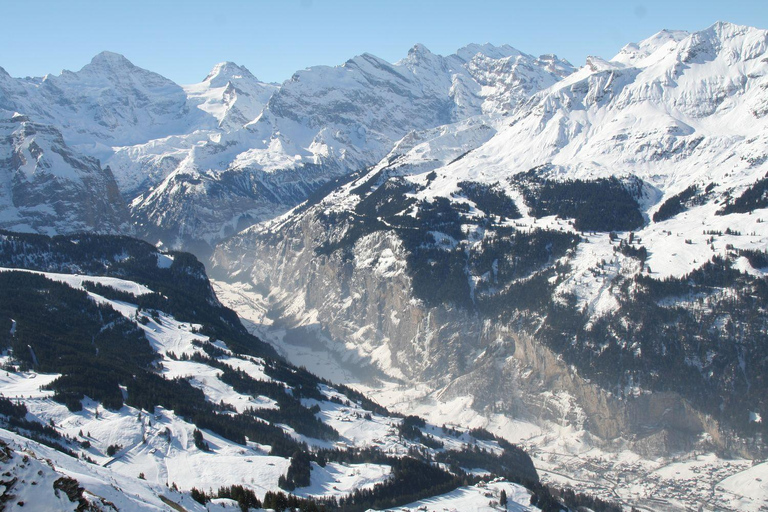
[1,19,768,512]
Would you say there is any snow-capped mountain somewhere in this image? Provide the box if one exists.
[185,61,278,132]
[120,44,574,253]
[99,61,280,200]
[0,52,212,238]
[212,21,768,476]
[432,21,768,203]
[0,51,209,156]
[1,43,572,250]
[244,42,573,175]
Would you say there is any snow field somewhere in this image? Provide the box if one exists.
[0,428,204,511]
[383,479,538,511]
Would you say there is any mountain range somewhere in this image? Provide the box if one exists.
[0,42,573,255]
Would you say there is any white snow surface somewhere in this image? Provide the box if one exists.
[383,479,538,511]
[0,428,206,511]
[0,267,154,297]
[184,61,278,132]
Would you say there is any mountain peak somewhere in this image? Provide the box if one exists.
[612,28,689,66]
[408,43,433,57]
[537,53,573,67]
[681,21,767,64]
[585,55,619,72]
[10,112,28,123]
[615,22,768,68]
[87,51,136,70]
[398,44,443,70]
[701,20,768,47]
[709,20,747,34]
[343,52,396,72]
[203,61,256,86]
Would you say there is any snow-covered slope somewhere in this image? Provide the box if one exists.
[0,430,206,511]
[382,479,536,511]
[0,429,543,512]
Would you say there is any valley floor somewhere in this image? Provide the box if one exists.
[531,448,764,511]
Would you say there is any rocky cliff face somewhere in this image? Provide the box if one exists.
[0,114,129,234]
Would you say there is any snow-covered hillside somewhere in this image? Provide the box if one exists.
[0,429,544,511]
[0,429,207,511]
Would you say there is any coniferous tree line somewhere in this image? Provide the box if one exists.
[312,175,582,310]
[457,181,522,219]
[0,271,155,410]
[653,184,701,222]
[0,230,277,359]
[278,450,312,491]
[0,396,74,455]
[190,351,339,441]
[718,174,768,215]
[513,171,644,232]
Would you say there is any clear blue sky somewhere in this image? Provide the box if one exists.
[1,0,766,84]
